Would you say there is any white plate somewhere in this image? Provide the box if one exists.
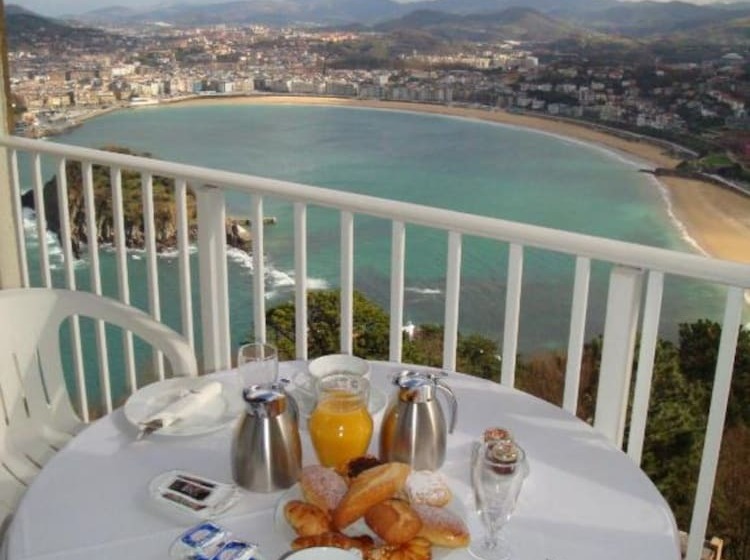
[124,377,243,436]
[274,479,470,559]
[288,383,388,420]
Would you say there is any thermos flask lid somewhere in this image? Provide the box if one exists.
[394,370,429,387]
[242,385,286,418]
[393,370,435,402]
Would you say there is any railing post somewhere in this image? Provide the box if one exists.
[594,265,644,447]
[389,221,406,363]
[563,256,591,413]
[443,231,461,371]
[196,185,231,372]
[627,271,664,464]
[251,194,266,344]
[340,211,354,354]
[501,243,523,386]
[294,203,308,360]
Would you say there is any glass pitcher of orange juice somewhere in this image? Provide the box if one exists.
[309,372,373,469]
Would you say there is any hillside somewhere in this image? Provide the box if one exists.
[662,15,750,45]
[5,4,116,50]
[403,0,619,18]
[375,7,592,43]
[73,0,406,26]
[76,6,143,23]
[579,0,750,37]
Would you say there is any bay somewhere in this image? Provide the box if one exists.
[22,102,729,402]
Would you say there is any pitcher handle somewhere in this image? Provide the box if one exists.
[435,377,458,434]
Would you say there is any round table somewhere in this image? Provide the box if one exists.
[3,361,680,560]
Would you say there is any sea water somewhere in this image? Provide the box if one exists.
[19,103,731,404]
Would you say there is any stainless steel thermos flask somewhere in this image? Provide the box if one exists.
[231,382,301,492]
[379,370,457,470]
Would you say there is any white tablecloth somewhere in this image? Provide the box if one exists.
[4,361,680,560]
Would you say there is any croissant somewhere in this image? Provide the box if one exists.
[283,499,333,537]
[291,531,375,552]
[365,536,432,560]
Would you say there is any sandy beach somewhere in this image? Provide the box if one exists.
[173,95,750,266]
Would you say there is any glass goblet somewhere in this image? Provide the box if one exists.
[470,440,526,560]
[236,342,278,390]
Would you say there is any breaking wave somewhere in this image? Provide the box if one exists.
[405,286,441,295]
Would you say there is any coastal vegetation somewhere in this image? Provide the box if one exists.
[679,152,750,184]
[265,289,750,560]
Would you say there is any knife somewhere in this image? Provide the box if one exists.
[136,417,168,440]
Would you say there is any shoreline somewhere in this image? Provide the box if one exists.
[55,94,750,267]
[167,94,750,266]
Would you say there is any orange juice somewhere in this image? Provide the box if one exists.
[309,390,373,469]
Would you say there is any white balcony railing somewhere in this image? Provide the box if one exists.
[2,135,749,560]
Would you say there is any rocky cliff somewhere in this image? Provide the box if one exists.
[21,146,261,258]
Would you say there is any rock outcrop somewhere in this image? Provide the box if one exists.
[227,218,252,252]
[20,146,271,258]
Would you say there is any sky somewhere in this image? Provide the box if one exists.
[6,0,726,18]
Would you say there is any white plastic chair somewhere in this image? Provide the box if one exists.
[0,288,198,518]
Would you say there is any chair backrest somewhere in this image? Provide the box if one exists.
[0,288,198,509]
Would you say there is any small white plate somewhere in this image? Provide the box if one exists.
[124,377,243,436]
[285,547,360,559]
[274,480,469,559]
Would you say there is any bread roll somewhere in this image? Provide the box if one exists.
[292,531,375,552]
[283,499,332,536]
[333,462,411,529]
[364,499,422,544]
[365,536,432,560]
[412,503,470,548]
[404,470,452,507]
[300,464,348,512]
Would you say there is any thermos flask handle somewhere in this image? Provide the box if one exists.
[277,378,299,423]
[435,377,458,434]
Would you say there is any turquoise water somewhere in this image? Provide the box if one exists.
[22,103,729,401]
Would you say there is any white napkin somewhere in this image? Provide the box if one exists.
[141,381,223,429]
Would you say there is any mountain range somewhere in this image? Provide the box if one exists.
[6,0,750,44]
